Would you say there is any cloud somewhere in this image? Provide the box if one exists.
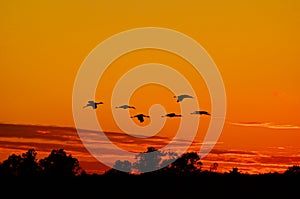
[209,149,257,156]
[201,148,300,174]
[36,130,50,134]
[229,121,300,130]
[1,123,299,175]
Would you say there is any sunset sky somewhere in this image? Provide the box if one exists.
[1,0,300,174]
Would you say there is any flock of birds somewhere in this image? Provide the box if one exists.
[83,94,211,123]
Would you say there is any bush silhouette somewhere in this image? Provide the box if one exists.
[39,148,82,177]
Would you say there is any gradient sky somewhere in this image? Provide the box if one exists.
[1,0,300,174]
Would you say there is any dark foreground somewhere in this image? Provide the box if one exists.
[1,172,299,198]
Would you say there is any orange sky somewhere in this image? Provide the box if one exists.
[1,0,300,174]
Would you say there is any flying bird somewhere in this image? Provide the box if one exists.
[83,100,104,109]
[115,105,136,109]
[174,94,193,102]
[162,113,182,118]
[130,114,150,123]
[190,110,211,116]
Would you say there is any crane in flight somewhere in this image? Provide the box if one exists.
[83,100,103,109]
[130,114,150,123]
[174,94,193,102]
[162,113,182,118]
[115,105,136,109]
[190,110,211,116]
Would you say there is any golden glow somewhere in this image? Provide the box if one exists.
[1,0,300,174]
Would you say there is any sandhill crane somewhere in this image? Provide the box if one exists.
[83,100,103,109]
[162,113,182,118]
[174,94,193,102]
[130,114,150,123]
[190,110,211,116]
[115,105,136,109]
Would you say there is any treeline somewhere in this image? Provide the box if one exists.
[1,146,300,178]
[0,148,84,177]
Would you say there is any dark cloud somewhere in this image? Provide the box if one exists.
[1,123,299,174]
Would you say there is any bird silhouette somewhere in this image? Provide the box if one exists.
[162,112,182,118]
[190,110,211,116]
[174,94,193,102]
[115,105,136,109]
[130,114,150,123]
[83,100,104,109]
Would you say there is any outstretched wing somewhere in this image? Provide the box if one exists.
[182,94,193,98]
[202,111,211,115]
[191,110,211,115]
[177,94,193,102]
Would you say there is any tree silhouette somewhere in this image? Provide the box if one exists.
[210,162,219,172]
[19,148,40,177]
[284,165,300,176]
[229,167,240,175]
[167,151,202,174]
[113,160,132,173]
[104,160,133,176]
[133,147,162,172]
[2,145,300,192]
[39,148,82,177]
[132,146,178,173]
[0,147,298,198]
[0,154,22,177]
[0,149,40,177]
